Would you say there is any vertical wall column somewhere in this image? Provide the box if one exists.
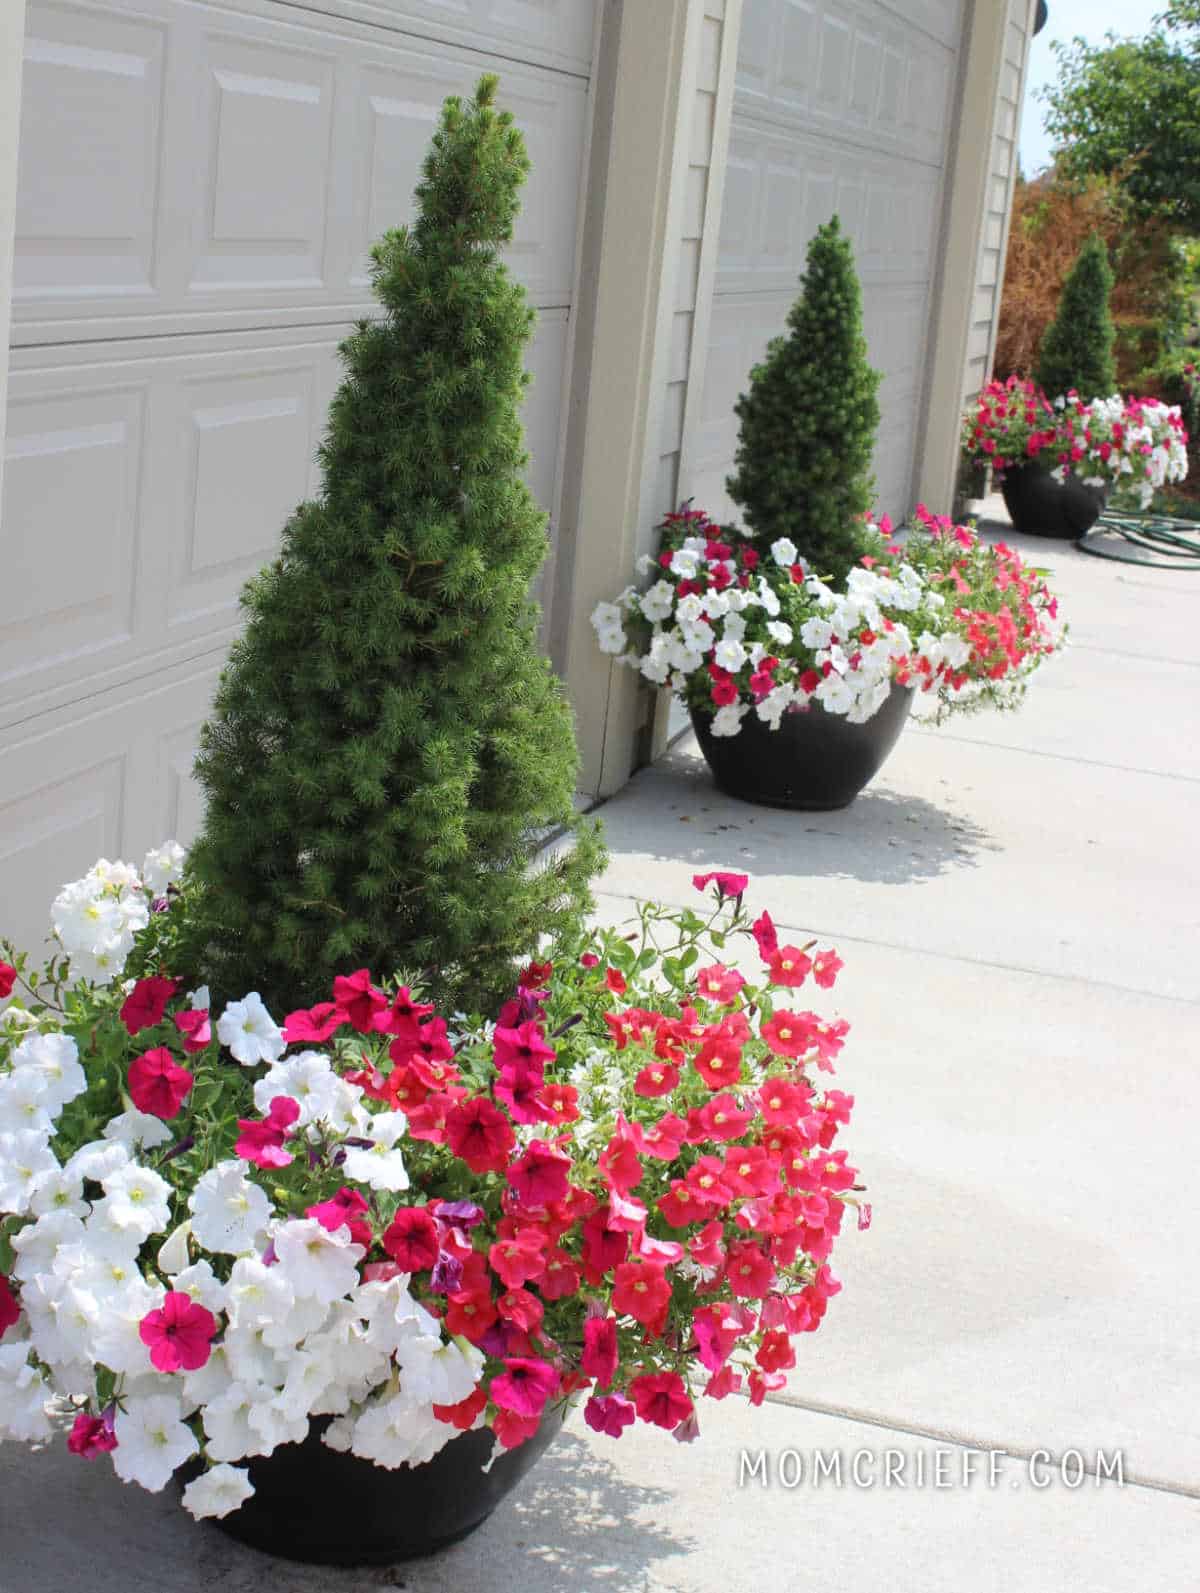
[915,0,1035,513]
[0,0,27,516]
[554,0,712,800]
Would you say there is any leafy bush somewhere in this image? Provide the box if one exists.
[1035,232,1117,401]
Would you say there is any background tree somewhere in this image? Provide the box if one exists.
[178,75,601,1015]
[726,217,881,582]
[1042,4,1200,233]
[1035,232,1117,401]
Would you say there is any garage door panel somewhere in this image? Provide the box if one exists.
[0,654,224,956]
[299,0,595,77]
[14,0,590,342]
[718,124,941,294]
[1,384,146,694]
[190,34,338,295]
[16,9,166,306]
[734,0,959,169]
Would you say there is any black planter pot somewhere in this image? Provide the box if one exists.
[187,1411,563,1567]
[690,684,914,811]
[999,462,1107,538]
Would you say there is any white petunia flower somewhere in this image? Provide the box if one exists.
[12,1031,87,1115]
[89,1277,164,1375]
[113,1395,199,1492]
[272,1218,364,1305]
[639,580,677,623]
[770,537,799,567]
[96,1162,172,1241]
[103,1109,173,1152]
[141,840,185,896]
[709,704,748,738]
[225,1257,295,1330]
[170,1259,226,1315]
[65,1139,130,1186]
[0,1344,53,1441]
[0,1131,60,1216]
[252,1051,337,1127]
[246,1396,308,1454]
[341,1111,409,1193]
[181,1463,254,1521]
[395,1332,485,1407]
[350,1391,453,1470]
[766,620,793,647]
[28,1165,88,1221]
[0,1070,53,1137]
[10,1210,87,1282]
[713,638,747,673]
[189,1161,272,1256]
[217,993,285,1068]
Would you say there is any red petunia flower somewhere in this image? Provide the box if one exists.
[584,1393,636,1438]
[174,1006,212,1054]
[811,950,844,989]
[581,1315,619,1387]
[433,1387,488,1430]
[445,1097,515,1174]
[611,1261,671,1333]
[766,946,813,987]
[507,1141,571,1209]
[629,1371,693,1430]
[0,963,15,1000]
[127,1047,193,1120]
[492,1021,556,1073]
[382,1206,440,1272]
[332,968,389,1033]
[0,1272,19,1334]
[119,977,178,1037]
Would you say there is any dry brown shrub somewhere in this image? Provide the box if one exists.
[994,174,1183,384]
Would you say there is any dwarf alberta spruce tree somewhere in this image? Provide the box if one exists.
[726,217,881,583]
[178,75,601,1015]
[1036,232,1117,402]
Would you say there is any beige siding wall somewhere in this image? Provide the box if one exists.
[962,0,1033,397]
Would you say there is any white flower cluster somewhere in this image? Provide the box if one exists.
[50,843,184,986]
[593,536,960,738]
[0,943,481,1519]
[1053,394,1189,509]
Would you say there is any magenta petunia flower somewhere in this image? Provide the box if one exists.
[583,1393,636,1438]
[691,871,749,900]
[127,1047,194,1120]
[67,1412,118,1460]
[138,1291,217,1373]
[490,1357,560,1418]
[118,976,178,1037]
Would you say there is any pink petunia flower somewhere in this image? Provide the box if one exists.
[138,1291,217,1373]
[234,1095,299,1169]
[489,1357,560,1418]
[67,1411,118,1460]
[629,1372,694,1431]
[692,871,749,900]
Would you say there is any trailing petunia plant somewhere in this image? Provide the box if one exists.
[592,504,1064,739]
[1,856,863,1522]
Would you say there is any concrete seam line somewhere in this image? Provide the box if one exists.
[904,728,1200,786]
[747,1389,1200,1502]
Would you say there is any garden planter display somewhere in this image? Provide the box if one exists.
[690,685,913,811]
[191,1410,564,1566]
[999,462,1106,539]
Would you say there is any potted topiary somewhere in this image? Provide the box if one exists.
[998,232,1117,535]
[0,860,866,1565]
[961,377,1189,537]
[593,505,1065,810]
[174,74,600,1021]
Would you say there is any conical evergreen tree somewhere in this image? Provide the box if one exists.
[177,76,601,1015]
[1036,232,1117,401]
[726,217,881,582]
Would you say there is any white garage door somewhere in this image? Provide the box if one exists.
[690,0,967,526]
[1,0,595,956]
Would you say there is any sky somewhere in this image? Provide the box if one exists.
[1020,0,1164,174]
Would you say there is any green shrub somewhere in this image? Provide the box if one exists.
[177,76,602,1015]
[1036,232,1117,401]
[726,217,882,583]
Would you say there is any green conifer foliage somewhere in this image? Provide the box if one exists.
[726,217,882,582]
[1036,232,1118,402]
[178,76,601,1015]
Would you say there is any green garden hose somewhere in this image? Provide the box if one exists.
[1076,511,1200,567]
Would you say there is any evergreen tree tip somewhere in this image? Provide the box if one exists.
[476,73,500,107]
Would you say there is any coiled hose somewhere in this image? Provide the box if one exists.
[1076,511,1200,567]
